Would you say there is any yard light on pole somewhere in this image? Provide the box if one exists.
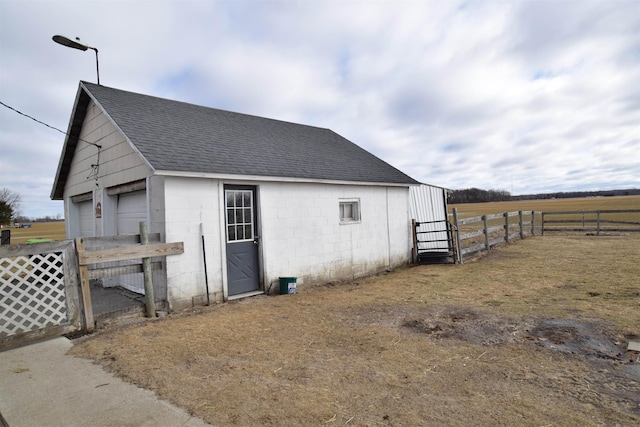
[52,35,100,85]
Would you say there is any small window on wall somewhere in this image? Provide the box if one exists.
[339,199,360,223]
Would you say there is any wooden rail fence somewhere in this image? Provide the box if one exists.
[541,209,640,235]
[450,209,542,263]
[76,223,183,332]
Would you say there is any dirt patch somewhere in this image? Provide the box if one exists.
[400,306,527,345]
[392,307,640,418]
[391,306,630,361]
[526,318,624,359]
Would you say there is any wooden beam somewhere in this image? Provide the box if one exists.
[78,242,184,265]
[140,221,156,318]
[452,208,462,264]
[87,261,162,279]
[75,238,94,332]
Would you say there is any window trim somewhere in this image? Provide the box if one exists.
[339,198,361,224]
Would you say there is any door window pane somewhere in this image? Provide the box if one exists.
[226,189,255,242]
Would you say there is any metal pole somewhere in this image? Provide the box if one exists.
[201,223,211,306]
[91,47,100,85]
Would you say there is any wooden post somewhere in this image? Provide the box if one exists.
[531,211,536,235]
[452,208,463,264]
[75,238,94,332]
[596,211,601,236]
[411,219,418,264]
[519,211,524,239]
[504,212,509,242]
[483,215,489,250]
[140,221,156,318]
[541,212,545,236]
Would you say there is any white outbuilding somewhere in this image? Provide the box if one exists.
[52,82,446,311]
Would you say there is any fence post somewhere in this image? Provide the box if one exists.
[453,208,463,264]
[541,212,545,236]
[504,212,509,242]
[140,221,156,318]
[531,211,536,235]
[75,238,95,332]
[597,211,601,236]
[411,219,418,264]
[483,215,489,250]
[519,211,524,239]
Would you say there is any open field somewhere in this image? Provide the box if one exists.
[449,196,640,244]
[71,233,640,426]
[1,222,65,245]
[449,195,640,219]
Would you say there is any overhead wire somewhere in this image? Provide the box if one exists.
[0,99,102,186]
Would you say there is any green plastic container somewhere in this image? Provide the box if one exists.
[279,277,297,295]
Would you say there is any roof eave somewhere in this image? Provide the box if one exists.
[153,170,419,187]
[50,83,91,200]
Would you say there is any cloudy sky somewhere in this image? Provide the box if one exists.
[1,0,638,218]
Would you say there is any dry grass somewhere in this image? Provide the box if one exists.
[70,234,640,426]
[449,195,640,219]
[450,196,640,247]
[2,222,65,244]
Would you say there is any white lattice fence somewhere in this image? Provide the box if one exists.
[0,240,82,350]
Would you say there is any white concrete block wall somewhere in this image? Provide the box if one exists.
[259,182,412,289]
[162,178,411,308]
[163,177,223,310]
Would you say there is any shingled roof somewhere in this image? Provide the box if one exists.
[52,82,419,199]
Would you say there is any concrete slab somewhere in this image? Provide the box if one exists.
[0,337,211,426]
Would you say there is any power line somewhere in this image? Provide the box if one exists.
[0,100,101,149]
[1,99,102,185]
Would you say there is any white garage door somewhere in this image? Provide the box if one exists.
[117,190,147,293]
[117,190,147,234]
[78,200,94,237]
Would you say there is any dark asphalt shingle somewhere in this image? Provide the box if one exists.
[52,82,419,199]
[84,83,418,185]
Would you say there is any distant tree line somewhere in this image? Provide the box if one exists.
[13,214,63,223]
[449,187,640,204]
[448,188,511,204]
[511,188,640,200]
